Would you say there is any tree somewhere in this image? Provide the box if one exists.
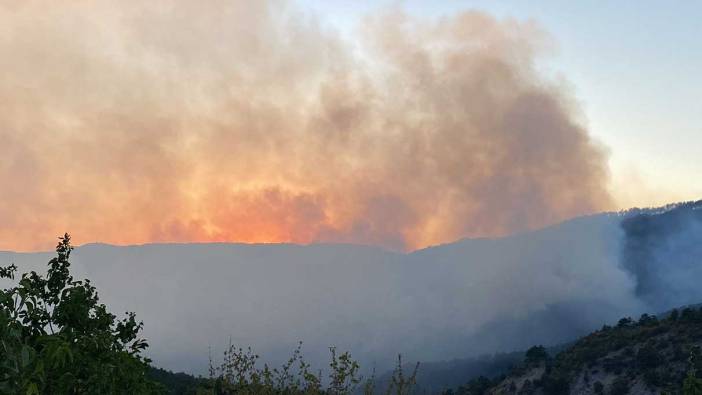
[0,234,162,394]
[684,351,702,395]
[638,313,657,326]
[684,371,702,395]
[524,346,548,365]
[616,317,633,328]
[681,308,698,322]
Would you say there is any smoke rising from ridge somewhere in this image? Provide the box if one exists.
[0,212,642,375]
[0,1,611,251]
[4,204,701,375]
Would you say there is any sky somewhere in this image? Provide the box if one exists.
[0,1,699,251]
[301,0,702,208]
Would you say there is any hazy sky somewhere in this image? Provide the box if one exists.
[301,0,702,208]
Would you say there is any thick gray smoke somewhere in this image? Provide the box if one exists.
[0,1,611,251]
[0,215,635,373]
[620,201,702,311]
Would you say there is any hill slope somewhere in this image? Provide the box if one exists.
[472,307,702,395]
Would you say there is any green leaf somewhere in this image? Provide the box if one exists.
[25,382,39,395]
[21,346,32,368]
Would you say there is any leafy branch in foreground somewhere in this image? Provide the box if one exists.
[0,234,162,394]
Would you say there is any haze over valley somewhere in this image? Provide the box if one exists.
[3,202,701,378]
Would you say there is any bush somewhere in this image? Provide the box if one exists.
[525,346,548,365]
[204,342,417,395]
[0,234,162,394]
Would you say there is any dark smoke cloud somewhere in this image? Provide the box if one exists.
[0,1,611,251]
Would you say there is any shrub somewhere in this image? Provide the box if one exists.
[204,342,417,395]
[525,346,548,365]
[0,234,162,394]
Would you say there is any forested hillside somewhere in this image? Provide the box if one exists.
[452,308,702,394]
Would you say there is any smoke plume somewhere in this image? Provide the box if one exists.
[0,1,611,251]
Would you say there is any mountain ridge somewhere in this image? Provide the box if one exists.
[1,200,701,376]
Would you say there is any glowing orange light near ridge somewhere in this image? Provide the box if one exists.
[0,2,613,252]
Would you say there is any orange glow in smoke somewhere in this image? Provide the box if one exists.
[0,2,612,251]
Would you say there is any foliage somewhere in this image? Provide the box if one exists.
[684,350,702,395]
[147,367,209,395]
[446,306,702,395]
[206,342,325,395]
[534,309,702,394]
[524,346,548,366]
[441,376,494,395]
[193,343,418,395]
[0,234,162,394]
